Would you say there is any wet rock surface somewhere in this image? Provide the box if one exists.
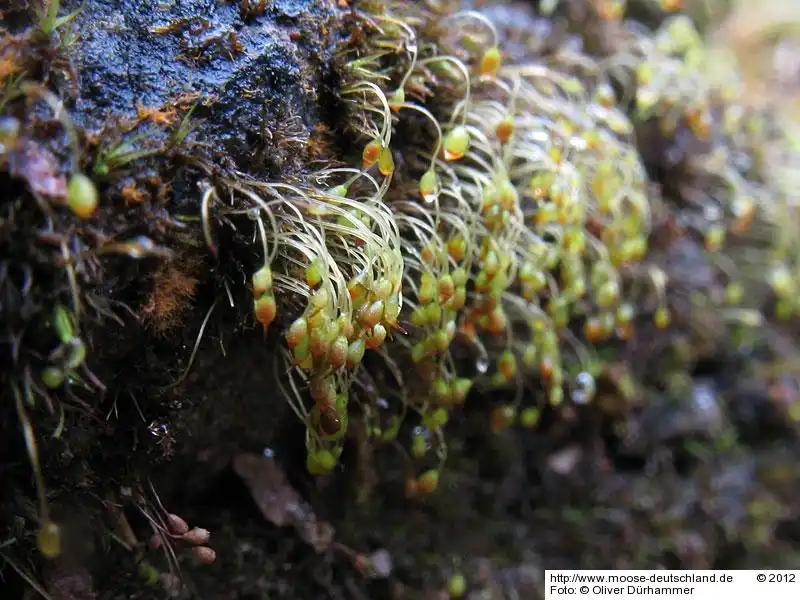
[61,0,338,175]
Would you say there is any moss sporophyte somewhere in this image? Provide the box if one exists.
[182,0,800,482]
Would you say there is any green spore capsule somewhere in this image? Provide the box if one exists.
[41,366,65,389]
[67,172,99,219]
[37,521,62,559]
[519,407,541,428]
[443,125,470,161]
[451,378,473,405]
[252,265,273,297]
[448,572,467,598]
[419,169,439,202]
[378,147,395,176]
[305,258,324,289]
[52,305,74,344]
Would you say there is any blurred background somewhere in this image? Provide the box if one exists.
[691,0,800,123]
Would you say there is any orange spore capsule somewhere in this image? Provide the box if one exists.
[479,46,502,77]
[286,317,308,348]
[362,139,382,167]
[254,294,277,327]
[495,116,514,144]
[328,335,348,368]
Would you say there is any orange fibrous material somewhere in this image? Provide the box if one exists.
[141,255,201,335]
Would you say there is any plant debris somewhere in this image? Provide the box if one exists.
[232,452,335,553]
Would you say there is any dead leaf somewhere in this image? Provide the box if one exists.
[232,452,334,552]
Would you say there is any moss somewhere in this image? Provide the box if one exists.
[2,0,800,597]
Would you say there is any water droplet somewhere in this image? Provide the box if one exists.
[148,420,170,438]
[692,383,718,416]
[572,372,596,405]
[376,397,389,409]
[475,357,489,374]
[412,425,432,444]
[571,389,588,404]
[262,447,274,458]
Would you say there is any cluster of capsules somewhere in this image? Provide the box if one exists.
[238,171,405,475]
[326,0,677,491]
[609,11,800,318]
[246,0,798,481]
